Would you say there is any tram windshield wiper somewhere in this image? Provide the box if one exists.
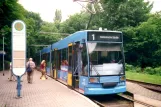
[90,62,100,76]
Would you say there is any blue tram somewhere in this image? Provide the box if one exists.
[36,30,126,95]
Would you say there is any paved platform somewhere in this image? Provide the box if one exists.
[0,70,99,107]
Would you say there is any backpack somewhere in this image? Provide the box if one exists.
[26,63,32,72]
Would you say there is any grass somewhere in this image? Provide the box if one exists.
[126,71,161,85]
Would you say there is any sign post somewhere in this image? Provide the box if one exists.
[12,20,26,98]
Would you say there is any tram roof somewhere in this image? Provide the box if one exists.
[82,30,122,33]
[41,45,51,54]
[40,30,122,53]
[51,30,122,50]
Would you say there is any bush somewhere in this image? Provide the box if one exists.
[125,63,161,76]
[125,63,135,71]
[144,67,156,75]
[154,67,161,76]
[125,64,141,73]
[135,67,141,73]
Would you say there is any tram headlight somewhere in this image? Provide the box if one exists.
[120,76,126,81]
[89,78,99,83]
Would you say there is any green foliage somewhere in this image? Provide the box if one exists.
[123,12,161,67]
[0,0,26,63]
[24,12,43,58]
[125,64,141,73]
[54,9,62,23]
[125,63,134,71]
[154,67,161,76]
[59,12,89,34]
[89,0,152,30]
[144,67,156,75]
[126,63,161,76]
[39,22,60,43]
[126,72,161,85]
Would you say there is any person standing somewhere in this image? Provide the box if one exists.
[26,58,36,83]
[8,62,16,81]
[40,60,48,79]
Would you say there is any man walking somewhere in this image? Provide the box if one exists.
[8,62,16,81]
[26,58,35,83]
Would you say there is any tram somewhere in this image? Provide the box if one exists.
[36,30,126,95]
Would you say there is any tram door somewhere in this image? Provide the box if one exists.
[67,43,73,87]
[51,50,54,77]
[67,42,80,89]
[53,49,58,79]
[73,42,80,89]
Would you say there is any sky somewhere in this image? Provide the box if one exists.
[18,0,161,23]
[18,0,84,22]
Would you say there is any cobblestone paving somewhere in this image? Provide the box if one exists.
[0,70,98,107]
[127,81,161,101]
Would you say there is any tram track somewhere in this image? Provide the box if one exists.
[88,94,133,107]
[91,92,156,107]
[119,92,155,107]
[126,79,161,93]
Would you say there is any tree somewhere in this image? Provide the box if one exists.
[53,9,62,23]
[0,0,26,30]
[39,22,60,44]
[123,12,161,68]
[0,0,26,70]
[89,0,153,30]
[0,0,26,59]
[24,11,43,58]
[59,12,89,36]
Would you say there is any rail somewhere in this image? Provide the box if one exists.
[119,92,155,107]
[126,79,161,93]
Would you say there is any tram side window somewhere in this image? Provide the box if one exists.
[42,53,49,66]
[61,48,68,66]
[42,54,46,62]
[46,53,50,67]
[82,43,88,76]
[51,51,54,64]
[57,50,61,70]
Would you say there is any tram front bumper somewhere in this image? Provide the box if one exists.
[84,86,126,95]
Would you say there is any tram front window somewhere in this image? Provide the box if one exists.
[87,43,124,76]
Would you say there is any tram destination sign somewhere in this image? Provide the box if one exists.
[87,31,122,42]
[12,20,26,76]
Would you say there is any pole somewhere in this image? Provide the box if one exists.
[86,13,93,30]
[16,76,22,98]
[3,36,4,76]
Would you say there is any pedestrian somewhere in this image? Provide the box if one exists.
[26,58,36,83]
[8,62,16,81]
[40,60,48,79]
